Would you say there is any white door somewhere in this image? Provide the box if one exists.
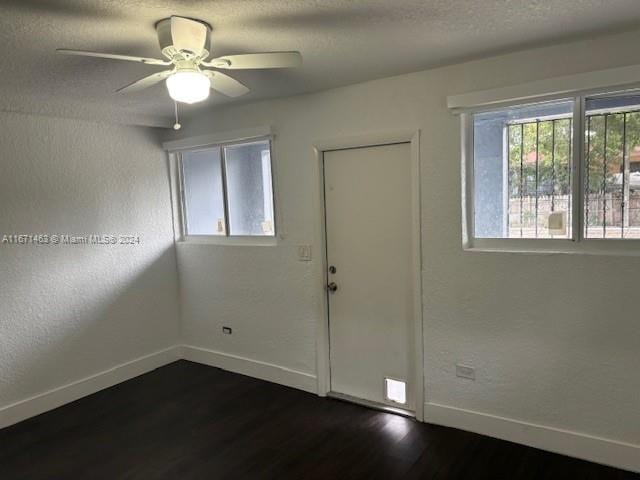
[324,142,415,412]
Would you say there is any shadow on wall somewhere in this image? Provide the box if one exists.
[0,111,179,412]
[0,244,178,407]
[0,244,178,410]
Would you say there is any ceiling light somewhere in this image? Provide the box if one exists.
[166,71,210,104]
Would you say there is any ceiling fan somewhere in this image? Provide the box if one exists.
[56,16,302,105]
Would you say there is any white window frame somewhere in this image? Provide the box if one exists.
[163,126,278,245]
[451,64,640,255]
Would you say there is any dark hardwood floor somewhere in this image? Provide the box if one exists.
[0,360,637,479]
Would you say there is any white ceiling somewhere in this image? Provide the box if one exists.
[2,0,640,127]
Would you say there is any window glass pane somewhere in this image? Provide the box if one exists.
[181,148,226,235]
[224,141,275,236]
[585,94,640,239]
[473,100,573,239]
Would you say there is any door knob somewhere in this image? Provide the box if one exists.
[327,282,338,292]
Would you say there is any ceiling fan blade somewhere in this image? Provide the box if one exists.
[56,49,171,66]
[203,52,302,69]
[116,70,173,93]
[203,70,249,97]
[170,16,209,55]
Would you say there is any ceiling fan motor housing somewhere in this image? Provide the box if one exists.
[156,17,211,61]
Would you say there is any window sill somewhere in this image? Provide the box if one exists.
[465,238,640,256]
[177,235,279,247]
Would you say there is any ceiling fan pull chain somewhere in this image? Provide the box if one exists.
[173,101,181,130]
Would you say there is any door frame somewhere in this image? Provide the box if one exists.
[311,130,424,421]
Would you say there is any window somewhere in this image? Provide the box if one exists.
[182,148,225,235]
[179,139,275,237]
[584,94,640,239]
[224,143,275,236]
[473,100,573,239]
[466,90,640,250]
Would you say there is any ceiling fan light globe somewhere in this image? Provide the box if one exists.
[166,71,210,104]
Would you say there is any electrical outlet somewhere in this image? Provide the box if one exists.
[456,364,475,380]
[222,326,232,335]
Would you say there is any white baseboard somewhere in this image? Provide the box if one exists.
[0,346,181,430]
[4,349,637,474]
[424,401,640,474]
[0,344,315,430]
[181,345,318,394]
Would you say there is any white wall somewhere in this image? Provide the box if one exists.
[170,28,640,467]
[0,112,180,416]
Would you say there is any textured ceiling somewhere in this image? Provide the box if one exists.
[2,0,640,127]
